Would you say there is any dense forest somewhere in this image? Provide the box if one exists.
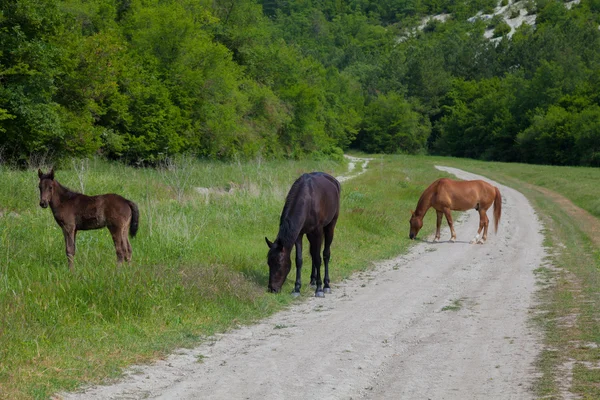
[0,0,599,165]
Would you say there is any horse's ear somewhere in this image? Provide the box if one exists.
[37,169,43,178]
[49,168,54,180]
[265,237,275,249]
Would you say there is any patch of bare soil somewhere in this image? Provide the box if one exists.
[61,166,545,400]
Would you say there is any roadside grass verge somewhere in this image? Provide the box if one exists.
[432,156,600,399]
[0,155,444,399]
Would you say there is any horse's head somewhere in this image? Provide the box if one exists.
[265,237,291,293]
[37,168,55,208]
[409,210,423,240]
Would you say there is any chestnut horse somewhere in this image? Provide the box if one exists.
[409,178,501,244]
[38,169,139,271]
[265,172,340,297]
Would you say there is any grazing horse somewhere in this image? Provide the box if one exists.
[409,178,501,244]
[265,172,340,297]
[37,169,139,271]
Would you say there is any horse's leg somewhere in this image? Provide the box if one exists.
[125,236,133,262]
[109,226,125,266]
[443,208,457,242]
[62,225,76,272]
[479,209,490,244]
[322,220,336,294]
[293,235,303,297]
[310,235,317,288]
[470,210,485,244]
[121,224,131,262]
[434,211,443,242]
[125,216,133,262]
[307,231,324,297]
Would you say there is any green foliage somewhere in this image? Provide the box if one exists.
[487,14,505,28]
[493,21,512,36]
[0,0,598,166]
[355,92,431,153]
[509,6,521,18]
[525,0,538,14]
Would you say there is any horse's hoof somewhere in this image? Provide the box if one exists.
[315,291,325,298]
[291,291,301,298]
[450,238,456,243]
[478,240,486,245]
[470,239,476,244]
[323,287,332,294]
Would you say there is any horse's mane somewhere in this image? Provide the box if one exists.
[277,176,308,248]
[55,181,81,201]
[415,179,439,216]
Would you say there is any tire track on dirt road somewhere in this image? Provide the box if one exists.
[62,166,544,400]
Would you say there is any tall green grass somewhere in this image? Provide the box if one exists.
[0,155,447,399]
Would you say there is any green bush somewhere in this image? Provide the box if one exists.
[509,7,521,18]
[487,14,505,28]
[354,92,431,154]
[493,21,512,36]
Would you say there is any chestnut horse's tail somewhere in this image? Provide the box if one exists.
[493,187,502,233]
[127,200,139,238]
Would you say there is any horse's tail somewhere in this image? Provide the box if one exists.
[493,187,502,233]
[127,200,139,238]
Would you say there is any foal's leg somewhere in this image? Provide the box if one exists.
[125,216,133,262]
[322,220,337,294]
[120,224,131,262]
[109,226,125,266]
[293,235,303,297]
[307,231,324,297]
[125,237,133,262]
[434,211,443,242]
[62,225,76,272]
[443,208,457,242]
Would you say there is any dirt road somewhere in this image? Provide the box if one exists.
[63,166,544,400]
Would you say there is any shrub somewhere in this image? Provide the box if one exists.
[487,14,505,28]
[525,0,538,14]
[509,7,521,18]
[493,21,512,37]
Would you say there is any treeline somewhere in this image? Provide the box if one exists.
[1,0,599,166]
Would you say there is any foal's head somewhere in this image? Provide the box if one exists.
[37,168,55,208]
[265,237,291,293]
[409,211,423,240]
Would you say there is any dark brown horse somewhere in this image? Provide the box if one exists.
[38,169,139,271]
[409,178,501,244]
[265,172,340,297]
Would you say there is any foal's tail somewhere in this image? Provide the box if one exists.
[493,187,502,233]
[127,200,139,238]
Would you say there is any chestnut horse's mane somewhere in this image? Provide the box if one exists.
[414,179,439,217]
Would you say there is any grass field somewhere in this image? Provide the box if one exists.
[1,154,599,399]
